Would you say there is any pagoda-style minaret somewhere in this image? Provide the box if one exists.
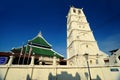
[67,6,107,66]
[11,32,64,65]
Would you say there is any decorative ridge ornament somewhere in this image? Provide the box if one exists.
[38,31,42,37]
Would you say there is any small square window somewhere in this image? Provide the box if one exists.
[86,45,88,48]
[73,9,76,13]
[78,10,81,14]
[77,36,79,39]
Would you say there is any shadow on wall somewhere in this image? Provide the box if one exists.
[84,72,89,80]
[117,73,120,80]
[92,75,101,80]
[48,72,81,80]
[84,72,101,80]
[48,71,102,80]
[96,75,102,80]
[0,72,4,80]
[0,75,2,80]
[26,74,31,80]
[25,71,101,80]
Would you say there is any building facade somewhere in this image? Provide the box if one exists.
[109,49,120,65]
[11,32,64,65]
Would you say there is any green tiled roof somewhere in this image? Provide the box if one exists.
[11,45,63,58]
[28,35,51,48]
[11,46,29,53]
[11,33,64,59]
[32,46,63,58]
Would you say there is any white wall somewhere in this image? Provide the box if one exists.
[0,65,120,80]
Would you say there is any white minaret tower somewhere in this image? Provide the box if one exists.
[67,6,107,66]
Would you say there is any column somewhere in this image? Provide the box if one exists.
[30,54,35,65]
[53,56,56,66]
[7,55,14,66]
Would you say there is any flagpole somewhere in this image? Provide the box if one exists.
[18,45,24,64]
[22,45,28,64]
[27,44,32,65]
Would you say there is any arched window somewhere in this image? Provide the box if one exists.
[78,10,81,14]
[77,36,79,39]
[96,59,98,64]
[86,45,88,48]
[118,56,120,60]
[90,60,92,64]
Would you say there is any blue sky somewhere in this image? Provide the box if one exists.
[0,0,120,57]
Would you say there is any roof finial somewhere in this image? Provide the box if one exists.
[38,31,42,37]
[70,5,74,8]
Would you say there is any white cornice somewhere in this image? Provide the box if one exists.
[67,40,97,49]
[67,29,92,38]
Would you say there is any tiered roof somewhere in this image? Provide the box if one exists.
[28,32,52,48]
[11,32,64,58]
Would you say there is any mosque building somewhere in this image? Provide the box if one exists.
[0,6,120,80]
[0,32,64,65]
